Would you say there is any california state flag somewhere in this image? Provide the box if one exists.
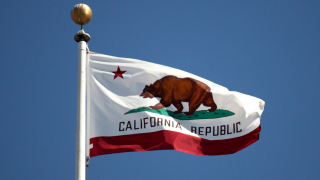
[87,52,265,157]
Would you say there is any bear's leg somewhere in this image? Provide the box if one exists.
[185,102,202,115]
[172,101,183,114]
[160,97,172,107]
[203,92,217,112]
[185,94,205,115]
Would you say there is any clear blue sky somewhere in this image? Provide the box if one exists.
[1,1,319,179]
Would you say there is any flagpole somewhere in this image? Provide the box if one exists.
[71,4,92,180]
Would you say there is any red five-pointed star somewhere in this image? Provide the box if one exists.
[112,66,126,79]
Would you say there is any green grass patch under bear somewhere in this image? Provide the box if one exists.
[124,107,234,120]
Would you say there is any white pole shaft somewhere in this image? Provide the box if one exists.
[75,40,87,180]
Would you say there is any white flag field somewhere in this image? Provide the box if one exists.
[87,52,265,157]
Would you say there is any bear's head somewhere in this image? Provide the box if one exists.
[139,84,158,98]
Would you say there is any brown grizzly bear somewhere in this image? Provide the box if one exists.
[139,75,217,115]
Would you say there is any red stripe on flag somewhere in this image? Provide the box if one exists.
[90,126,261,157]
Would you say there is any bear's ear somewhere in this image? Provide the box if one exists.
[150,83,153,86]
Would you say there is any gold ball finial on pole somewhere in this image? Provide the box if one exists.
[71,4,92,28]
[71,4,92,42]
